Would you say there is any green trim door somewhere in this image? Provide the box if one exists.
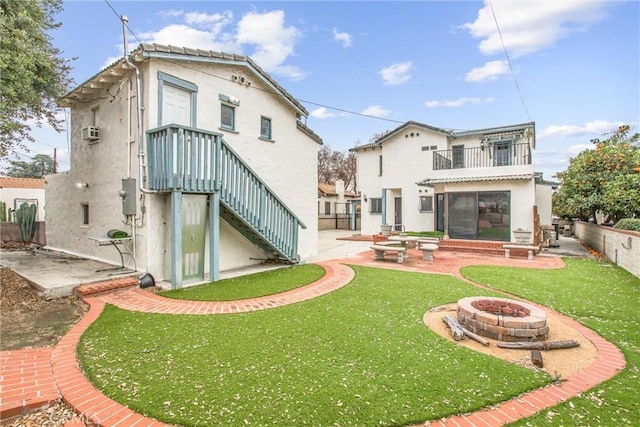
[182,194,207,284]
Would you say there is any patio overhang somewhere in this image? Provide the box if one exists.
[417,173,534,187]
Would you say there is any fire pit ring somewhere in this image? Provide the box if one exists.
[457,297,548,342]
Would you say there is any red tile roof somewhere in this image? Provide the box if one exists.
[0,177,45,189]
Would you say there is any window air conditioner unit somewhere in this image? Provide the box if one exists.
[82,126,99,142]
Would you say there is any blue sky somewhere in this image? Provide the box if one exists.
[19,0,640,180]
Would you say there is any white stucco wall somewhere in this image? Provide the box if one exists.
[356,126,446,235]
[575,222,639,277]
[0,187,45,221]
[535,183,554,225]
[47,56,318,281]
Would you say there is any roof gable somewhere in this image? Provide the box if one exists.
[59,43,308,117]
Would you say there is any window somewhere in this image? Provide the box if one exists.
[378,155,383,176]
[419,195,433,212]
[452,145,465,169]
[221,104,235,130]
[81,203,89,225]
[260,116,272,140]
[369,198,382,214]
[324,202,331,215]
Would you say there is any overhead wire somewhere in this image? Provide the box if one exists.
[102,0,409,126]
[488,0,532,122]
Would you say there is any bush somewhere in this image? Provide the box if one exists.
[613,218,640,232]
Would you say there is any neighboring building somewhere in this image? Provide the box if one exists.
[352,121,547,242]
[534,172,559,226]
[47,43,322,288]
[317,179,359,230]
[0,177,45,221]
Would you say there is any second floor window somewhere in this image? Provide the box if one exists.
[221,104,235,130]
[369,198,382,214]
[419,196,433,212]
[260,116,272,140]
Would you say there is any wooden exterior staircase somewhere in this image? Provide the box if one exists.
[146,124,305,264]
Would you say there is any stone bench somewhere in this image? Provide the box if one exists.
[370,245,406,263]
[503,244,539,260]
[419,243,439,261]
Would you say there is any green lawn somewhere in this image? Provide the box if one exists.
[461,259,640,426]
[77,259,639,426]
[160,264,325,301]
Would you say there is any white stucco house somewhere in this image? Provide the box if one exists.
[317,179,359,230]
[46,43,322,288]
[0,177,45,221]
[352,121,550,243]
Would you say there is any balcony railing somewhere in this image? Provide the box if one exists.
[146,124,305,261]
[433,143,531,170]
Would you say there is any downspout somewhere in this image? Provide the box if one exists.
[121,15,149,196]
[122,15,152,272]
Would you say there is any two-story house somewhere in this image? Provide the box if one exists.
[46,43,322,288]
[352,121,548,243]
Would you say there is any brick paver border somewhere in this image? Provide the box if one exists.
[1,254,627,427]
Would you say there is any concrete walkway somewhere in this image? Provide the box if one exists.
[1,233,623,427]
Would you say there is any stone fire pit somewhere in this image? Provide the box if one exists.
[457,297,549,342]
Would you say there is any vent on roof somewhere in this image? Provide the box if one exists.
[82,126,99,142]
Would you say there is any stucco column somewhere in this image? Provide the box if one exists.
[381,189,387,225]
[209,192,220,281]
[171,191,182,289]
[443,191,449,239]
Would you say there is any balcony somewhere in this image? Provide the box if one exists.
[433,143,531,171]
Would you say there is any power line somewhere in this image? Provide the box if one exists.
[101,0,409,127]
[488,0,532,122]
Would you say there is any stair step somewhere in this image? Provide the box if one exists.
[75,276,139,297]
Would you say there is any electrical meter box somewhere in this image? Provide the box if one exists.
[122,179,137,215]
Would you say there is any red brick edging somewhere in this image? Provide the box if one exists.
[0,257,627,426]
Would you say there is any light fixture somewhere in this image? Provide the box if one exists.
[480,139,485,151]
[363,195,368,202]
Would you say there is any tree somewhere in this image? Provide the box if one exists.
[0,0,72,159]
[553,125,640,223]
[317,145,357,192]
[4,154,56,178]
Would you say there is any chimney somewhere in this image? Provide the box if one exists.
[335,179,345,200]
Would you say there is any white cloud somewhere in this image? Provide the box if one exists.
[566,143,594,156]
[465,60,509,82]
[138,24,239,53]
[424,97,495,107]
[311,107,337,119]
[155,9,184,18]
[538,120,624,138]
[185,11,234,35]
[136,9,303,80]
[332,27,353,48]
[236,10,304,80]
[463,0,608,58]
[379,61,412,85]
[361,105,391,117]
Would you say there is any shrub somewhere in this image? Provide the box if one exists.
[613,218,640,232]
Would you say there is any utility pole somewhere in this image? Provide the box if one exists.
[53,148,57,173]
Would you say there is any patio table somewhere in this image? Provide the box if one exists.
[388,235,419,258]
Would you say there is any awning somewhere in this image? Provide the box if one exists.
[417,173,534,187]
